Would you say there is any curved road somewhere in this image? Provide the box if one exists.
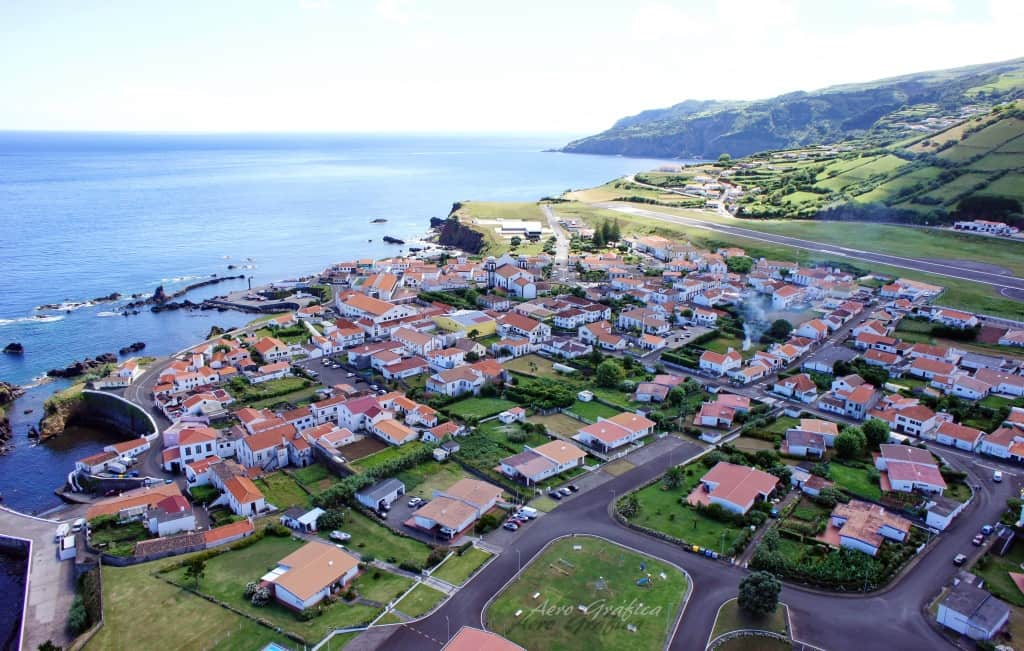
[596,202,1024,297]
[380,436,1019,651]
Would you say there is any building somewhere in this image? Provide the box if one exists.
[874,444,946,494]
[936,579,1010,640]
[280,507,326,533]
[772,374,818,403]
[935,421,984,452]
[572,412,656,452]
[830,500,911,557]
[498,440,587,485]
[355,478,406,511]
[699,349,742,376]
[688,462,778,514]
[224,476,266,516]
[147,495,196,537]
[443,626,525,651]
[265,541,360,611]
[925,495,967,531]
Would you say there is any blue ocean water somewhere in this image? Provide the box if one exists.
[0,132,680,385]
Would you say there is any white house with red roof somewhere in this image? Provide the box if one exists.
[699,349,742,376]
[147,495,196,537]
[930,307,979,329]
[874,444,946,494]
[935,421,984,452]
[253,336,290,362]
[572,412,656,452]
[689,461,778,514]
[772,373,818,403]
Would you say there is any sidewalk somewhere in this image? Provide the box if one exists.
[736,491,799,567]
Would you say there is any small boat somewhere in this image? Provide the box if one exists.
[383,236,405,245]
[370,218,388,223]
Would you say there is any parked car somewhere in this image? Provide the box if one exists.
[516,507,538,519]
[953,553,967,566]
[981,525,994,536]
[567,484,579,493]
[972,535,984,546]
[378,510,388,519]
[103,489,118,497]
[408,496,423,507]
[128,470,139,477]
[329,531,351,542]
[71,518,86,533]
[502,522,519,531]
[993,470,1004,482]
[548,491,563,500]
[558,487,572,496]
[54,523,70,542]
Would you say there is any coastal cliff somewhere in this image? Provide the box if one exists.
[0,382,24,448]
[38,384,86,440]
[434,209,485,254]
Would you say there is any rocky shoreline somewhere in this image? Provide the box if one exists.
[0,382,26,454]
[121,274,245,313]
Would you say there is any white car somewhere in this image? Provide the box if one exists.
[993,470,1003,482]
[329,531,351,542]
[408,496,424,507]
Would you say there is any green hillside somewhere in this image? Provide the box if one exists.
[732,102,1024,222]
[563,57,1024,160]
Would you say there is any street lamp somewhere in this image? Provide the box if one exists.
[446,615,451,642]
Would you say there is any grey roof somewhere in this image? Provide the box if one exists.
[803,344,858,369]
[282,506,305,519]
[440,440,461,451]
[785,430,825,448]
[356,477,405,502]
[959,352,1009,370]
[942,581,1010,630]
[926,495,963,517]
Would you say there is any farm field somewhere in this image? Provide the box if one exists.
[397,461,476,498]
[502,354,565,379]
[485,537,687,651]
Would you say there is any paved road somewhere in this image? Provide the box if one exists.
[541,204,572,283]
[375,431,1020,651]
[596,202,1024,296]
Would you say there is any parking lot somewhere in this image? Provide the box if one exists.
[663,325,714,349]
[295,356,376,392]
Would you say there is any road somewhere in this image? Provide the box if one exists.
[376,433,1019,651]
[595,202,1024,297]
[541,204,572,283]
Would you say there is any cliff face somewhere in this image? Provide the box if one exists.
[38,386,86,440]
[436,216,485,254]
[0,382,23,445]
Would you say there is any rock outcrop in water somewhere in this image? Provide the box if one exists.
[46,353,117,378]
[38,386,86,440]
[3,343,24,355]
[0,382,25,452]
[118,342,145,355]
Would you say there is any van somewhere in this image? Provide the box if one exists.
[71,518,86,533]
[517,507,538,519]
[993,470,1003,483]
[54,523,70,542]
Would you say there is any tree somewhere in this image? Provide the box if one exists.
[862,418,890,449]
[468,328,480,339]
[768,319,793,340]
[609,219,621,242]
[834,426,867,459]
[663,466,685,489]
[667,386,687,407]
[718,153,733,164]
[726,256,753,274]
[510,236,522,248]
[595,359,625,388]
[184,557,206,588]
[738,571,781,617]
[38,642,63,651]
[465,351,480,362]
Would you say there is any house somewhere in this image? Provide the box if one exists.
[572,412,655,452]
[783,429,826,458]
[491,338,532,359]
[251,360,292,384]
[617,308,670,335]
[634,382,670,403]
[975,369,1024,397]
[371,418,418,446]
[790,467,833,496]
[86,482,184,521]
[908,357,955,381]
[699,349,742,376]
[874,444,946,494]
[433,439,461,460]
[498,440,586,485]
[443,626,525,651]
[772,374,818,403]
[695,402,737,428]
[355,478,406,511]
[935,421,984,452]
[789,419,839,448]
[435,478,502,517]
[936,579,1010,640]
[223,476,266,517]
[253,337,290,362]
[147,495,196,537]
[688,461,778,515]
[979,426,1024,460]
[410,497,479,539]
[76,450,119,475]
[265,541,360,611]
[498,407,526,424]
[427,366,486,397]
[497,312,551,343]
[280,507,326,533]
[433,310,498,337]
[795,319,829,341]
[925,495,967,531]
[930,307,979,329]
[236,426,291,470]
[426,348,467,371]
[829,500,911,557]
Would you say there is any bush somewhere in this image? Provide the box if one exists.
[426,547,449,568]
[475,514,499,534]
[399,560,423,574]
[265,523,292,537]
[67,595,89,635]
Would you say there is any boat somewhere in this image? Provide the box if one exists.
[370,218,387,223]
[382,236,405,245]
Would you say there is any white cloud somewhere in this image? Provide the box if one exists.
[375,0,413,25]
[886,0,955,14]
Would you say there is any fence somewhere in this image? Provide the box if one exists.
[707,629,791,650]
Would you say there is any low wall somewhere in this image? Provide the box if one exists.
[80,390,157,438]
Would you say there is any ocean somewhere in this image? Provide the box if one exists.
[0,132,683,514]
[0,132,680,385]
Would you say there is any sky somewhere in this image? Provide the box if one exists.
[2,0,1022,134]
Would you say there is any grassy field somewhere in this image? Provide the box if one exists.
[974,542,1024,607]
[397,461,476,498]
[502,354,566,379]
[353,570,415,605]
[710,598,789,639]
[343,509,433,565]
[568,399,620,422]
[226,377,317,407]
[254,471,310,509]
[90,560,293,651]
[529,412,587,437]
[394,583,446,617]
[447,397,518,420]
[432,546,493,585]
[163,536,380,643]
[451,201,546,256]
[248,385,322,410]
[829,463,882,500]
[350,441,429,474]
[630,479,744,552]
[485,537,687,651]
[290,463,343,493]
